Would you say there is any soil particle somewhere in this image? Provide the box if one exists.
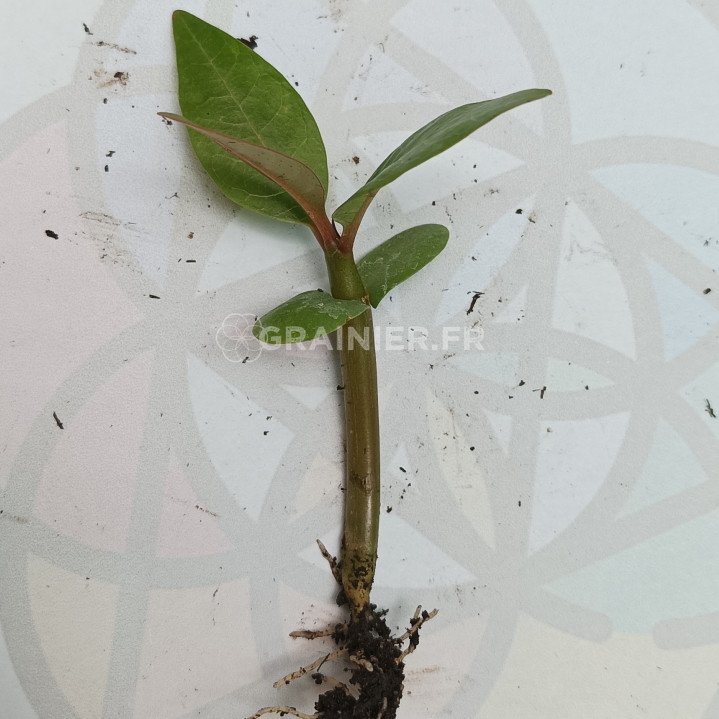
[706,399,716,419]
[466,291,483,315]
[703,288,712,294]
[45,229,59,239]
[83,22,93,35]
[52,411,64,429]
[148,294,160,299]
[352,156,360,164]
[94,69,129,88]
[95,40,137,55]
[239,35,258,49]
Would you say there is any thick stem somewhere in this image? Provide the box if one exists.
[324,249,380,616]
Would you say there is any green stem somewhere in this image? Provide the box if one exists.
[324,248,380,616]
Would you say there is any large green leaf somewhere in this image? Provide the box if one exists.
[333,88,551,228]
[357,224,449,307]
[253,291,368,344]
[172,11,328,225]
[159,113,327,226]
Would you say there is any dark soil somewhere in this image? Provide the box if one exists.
[314,605,406,718]
[251,546,435,719]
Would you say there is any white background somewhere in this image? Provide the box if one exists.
[1,0,719,717]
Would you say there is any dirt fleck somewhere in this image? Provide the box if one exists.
[45,229,59,239]
[0,511,29,525]
[95,41,137,55]
[94,69,129,88]
[53,411,64,429]
[195,504,219,518]
[539,386,547,399]
[83,22,93,35]
[352,155,360,164]
[239,35,258,49]
[703,288,712,295]
[148,294,160,299]
[706,399,716,419]
[466,291,484,315]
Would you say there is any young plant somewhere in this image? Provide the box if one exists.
[163,11,550,718]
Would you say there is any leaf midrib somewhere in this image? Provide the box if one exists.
[182,17,265,146]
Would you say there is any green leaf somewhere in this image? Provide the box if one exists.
[159,113,327,226]
[357,224,449,307]
[172,10,328,225]
[333,89,551,228]
[253,291,368,345]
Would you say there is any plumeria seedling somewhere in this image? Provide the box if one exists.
[163,11,550,718]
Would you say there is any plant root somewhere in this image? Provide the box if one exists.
[316,539,343,585]
[289,626,343,640]
[273,649,347,688]
[247,707,317,719]
[397,606,439,664]
[248,543,438,719]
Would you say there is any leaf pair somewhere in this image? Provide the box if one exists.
[168,11,550,243]
[254,223,449,344]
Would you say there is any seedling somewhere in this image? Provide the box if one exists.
[163,11,550,718]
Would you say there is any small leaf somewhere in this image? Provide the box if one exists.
[254,291,368,345]
[159,113,327,225]
[172,11,328,225]
[357,224,449,307]
[333,89,551,228]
